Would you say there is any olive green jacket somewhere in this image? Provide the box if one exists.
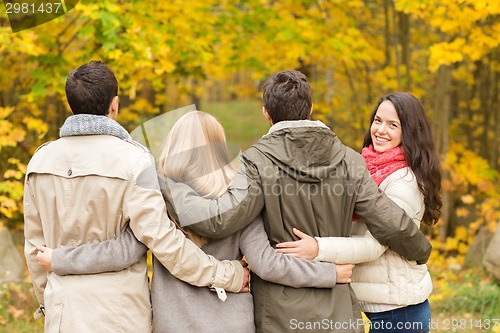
[169,120,432,333]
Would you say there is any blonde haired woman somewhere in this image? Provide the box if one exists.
[37,111,345,333]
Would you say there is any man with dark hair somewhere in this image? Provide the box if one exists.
[168,69,433,332]
[24,61,247,333]
[65,61,119,116]
[262,70,312,122]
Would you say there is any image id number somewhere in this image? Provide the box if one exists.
[5,2,63,14]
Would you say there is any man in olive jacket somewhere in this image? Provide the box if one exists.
[168,70,432,333]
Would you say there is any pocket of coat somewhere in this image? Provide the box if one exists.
[44,303,64,333]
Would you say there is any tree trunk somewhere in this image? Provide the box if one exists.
[392,3,401,90]
[479,59,491,161]
[190,78,202,110]
[398,11,411,90]
[492,53,500,170]
[325,65,335,106]
[363,61,374,105]
[383,0,392,67]
[433,65,452,242]
[342,61,362,129]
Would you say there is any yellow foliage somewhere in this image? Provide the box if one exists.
[3,170,23,180]
[0,106,15,118]
[455,207,469,218]
[23,116,48,138]
[428,40,465,72]
[460,194,475,204]
[451,64,475,85]
[445,143,497,188]
[0,196,17,219]
[8,158,26,174]
[469,98,481,111]
[0,0,498,237]
[454,226,469,242]
[0,122,26,148]
[457,243,469,255]
[445,237,459,252]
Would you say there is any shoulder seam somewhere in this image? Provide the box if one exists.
[124,139,150,153]
[33,141,53,153]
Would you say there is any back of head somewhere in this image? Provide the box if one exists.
[262,70,312,124]
[160,111,235,198]
[65,61,118,116]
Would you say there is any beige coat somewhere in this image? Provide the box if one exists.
[24,134,243,333]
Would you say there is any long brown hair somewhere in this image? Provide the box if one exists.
[363,92,442,225]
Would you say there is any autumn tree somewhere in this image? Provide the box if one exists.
[0,0,498,242]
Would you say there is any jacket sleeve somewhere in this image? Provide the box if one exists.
[164,156,265,239]
[240,217,337,288]
[316,172,424,264]
[315,231,387,264]
[382,173,423,229]
[352,159,431,264]
[124,151,244,292]
[51,226,148,276]
[23,174,47,318]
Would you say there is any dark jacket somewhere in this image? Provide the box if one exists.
[170,120,432,333]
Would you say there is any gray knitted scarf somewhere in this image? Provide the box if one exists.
[60,114,132,140]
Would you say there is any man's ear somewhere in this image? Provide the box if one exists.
[262,107,273,125]
[309,104,313,118]
[108,96,119,119]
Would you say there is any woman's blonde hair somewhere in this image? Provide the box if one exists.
[159,111,236,246]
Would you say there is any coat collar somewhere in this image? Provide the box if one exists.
[264,120,330,137]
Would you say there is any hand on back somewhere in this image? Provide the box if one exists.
[36,246,53,272]
[239,260,250,292]
[275,228,319,260]
[335,264,354,284]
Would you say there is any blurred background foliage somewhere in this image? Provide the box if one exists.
[0,0,499,331]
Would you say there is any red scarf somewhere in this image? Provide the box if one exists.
[362,144,408,186]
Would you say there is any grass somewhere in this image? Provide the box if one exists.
[0,283,43,333]
[202,99,270,150]
[433,273,500,318]
[429,268,500,332]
